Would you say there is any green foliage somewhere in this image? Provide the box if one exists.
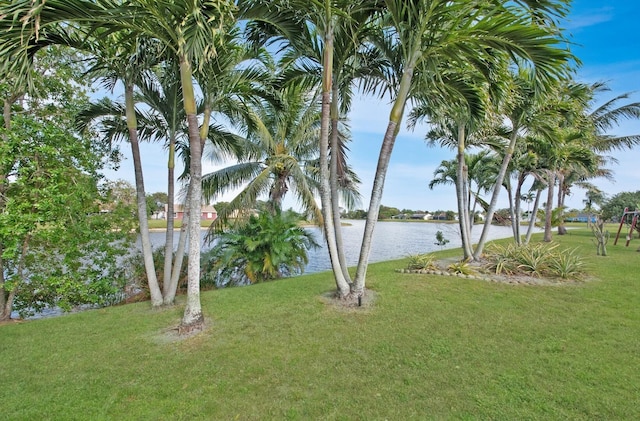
[405,253,436,271]
[600,191,640,221]
[547,248,585,279]
[483,242,586,280]
[378,205,401,220]
[202,209,318,287]
[0,115,135,318]
[447,260,475,275]
[434,230,450,247]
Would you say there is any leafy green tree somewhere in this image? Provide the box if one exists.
[378,205,401,220]
[146,192,168,218]
[600,191,640,222]
[0,114,135,320]
[202,209,318,287]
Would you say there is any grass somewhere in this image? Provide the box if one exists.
[1,228,639,419]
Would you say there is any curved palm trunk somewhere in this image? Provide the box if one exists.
[330,87,351,283]
[524,188,542,244]
[455,125,473,259]
[352,51,419,296]
[179,57,204,333]
[318,12,350,298]
[125,82,163,307]
[473,127,519,260]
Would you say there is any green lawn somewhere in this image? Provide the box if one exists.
[1,229,639,420]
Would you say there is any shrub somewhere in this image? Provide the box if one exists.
[202,210,319,287]
[483,242,585,280]
[447,260,475,275]
[405,253,436,271]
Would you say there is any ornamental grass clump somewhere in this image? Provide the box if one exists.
[483,243,585,280]
[405,253,436,271]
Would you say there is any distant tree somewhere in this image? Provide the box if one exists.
[146,192,168,218]
[378,205,401,220]
[600,191,640,221]
[102,179,137,212]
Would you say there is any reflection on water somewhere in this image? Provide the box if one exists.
[147,220,529,274]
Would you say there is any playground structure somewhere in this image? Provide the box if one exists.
[613,207,640,247]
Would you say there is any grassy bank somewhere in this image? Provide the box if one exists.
[1,229,638,419]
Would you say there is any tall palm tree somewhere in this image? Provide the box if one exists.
[202,81,323,224]
[1,0,237,332]
[354,0,572,290]
[239,0,377,297]
[78,32,167,306]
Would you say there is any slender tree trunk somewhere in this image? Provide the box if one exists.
[318,13,350,298]
[352,50,419,296]
[524,188,543,244]
[543,171,556,242]
[125,82,163,306]
[162,134,176,300]
[455,125,473,259]
[556,172,567,235]
[473,126,519,260]
[179,57,204,333]
[0,98,11,317]
[513,173,526,245]
[167,102,210,306]
[330,86,351,283]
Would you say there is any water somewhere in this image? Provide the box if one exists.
[147,220,527,274]
[15,221,525,319]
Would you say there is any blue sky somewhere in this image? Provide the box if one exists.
[103,1,640,212]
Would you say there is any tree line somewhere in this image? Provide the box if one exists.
[1,1,639,330]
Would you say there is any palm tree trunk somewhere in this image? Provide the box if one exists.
[544,171,556,242]
[524,188,542,244]
[167,102,210,306]
[456,125,473,259]
[318,11,350,298]
[179,57,204,333]
[352,50,419,296]
[513,173,526,245]
[1,98,12,317]
[473,126,519,260]
[556,172,567,235]
[162,134,176,300]
[125,81,163,307]
[330,86,351,283]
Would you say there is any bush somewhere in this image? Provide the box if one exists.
[202,210,319,287]
[405,253,436,271]
[483,243,585,280]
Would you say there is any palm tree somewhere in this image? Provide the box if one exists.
[202,81,322,224]
[426,151,497,258]
[202,209,319,287]
[78,32,166,306]
[239,0,380,297]
[2,0,238,332]
[354,0,572,290]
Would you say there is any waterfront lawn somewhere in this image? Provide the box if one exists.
[1,229,638,419]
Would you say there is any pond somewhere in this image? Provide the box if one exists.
[147,220,528,274]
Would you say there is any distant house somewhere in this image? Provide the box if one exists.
[410,213,432,220]
[566,213,597,223]
[165,204,218,221]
